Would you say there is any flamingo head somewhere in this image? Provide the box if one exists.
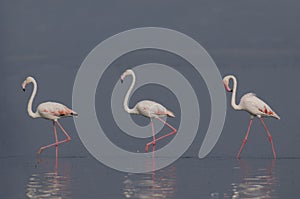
[223,75,233,92]
[22,76,34,91]
[120,69,133,83]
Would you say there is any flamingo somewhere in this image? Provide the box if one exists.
[22,76,78,154]
[223,75,280,159]
[120,69,177,152]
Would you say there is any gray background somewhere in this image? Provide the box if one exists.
[1,0,300,198]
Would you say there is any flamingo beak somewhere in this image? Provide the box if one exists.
[223,82,232,92]
[22,81,26,91]
[120,73,126,83]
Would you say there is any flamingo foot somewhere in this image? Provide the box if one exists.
[37,148,43,154]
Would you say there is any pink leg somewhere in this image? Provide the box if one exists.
[237,118,253,159]
[38,121,71,154]
[259,118,277,159]
[55,146,58,172]
[56,121,71,140]
[145,120,157,152]
[155,117,177,142]
[53,121,59,146]
[145,117,177,152]
[151,120,156,145]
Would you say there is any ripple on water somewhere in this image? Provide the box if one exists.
[123,166,177,199]
[26,172,71,199]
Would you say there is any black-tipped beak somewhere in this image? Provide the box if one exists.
[120,79,123,83]
[22,88,25,92]
[229,89,233,92]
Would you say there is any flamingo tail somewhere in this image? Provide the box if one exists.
[166,110,175,117]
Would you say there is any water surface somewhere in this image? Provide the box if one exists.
[1,153,298,198]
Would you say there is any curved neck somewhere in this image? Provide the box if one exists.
[229,76,242,110]
[27,79,40,118]
[123,71,138,114]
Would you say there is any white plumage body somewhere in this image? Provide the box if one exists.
[133,100,170,118]
[239,93,280,119]
[37,102,76,120]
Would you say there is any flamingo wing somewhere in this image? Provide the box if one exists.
[37,102,77,120]
[240,93,279,119]
[135,100,174,118]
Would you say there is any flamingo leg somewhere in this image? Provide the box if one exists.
[259,118,277,159]
[38,121,71,154]
[56,121,71,140]
[145,120,157,152]
[145,117,177,152]
[151,120,156,145]
[55,146,58,172]
[53,121,59,146]
[237,118,253,159]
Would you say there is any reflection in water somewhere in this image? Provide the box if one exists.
[26,172,71,199]
[227,160,277,199]
[123,149,177,199]
[26,148,71,199]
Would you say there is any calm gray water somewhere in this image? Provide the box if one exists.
[1,153,299,198]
